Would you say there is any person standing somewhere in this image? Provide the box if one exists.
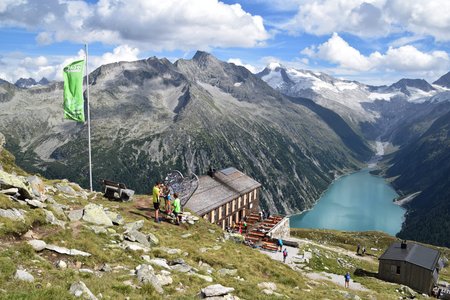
[152,181,161,223]
[172,193,182,225]
[277,238,283,252]
[344,271,350,288]
[282,248,288,263]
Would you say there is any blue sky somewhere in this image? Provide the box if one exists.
[1,0,450,85]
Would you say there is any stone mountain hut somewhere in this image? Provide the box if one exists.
[378,241,441,294]
[184,167,261,230]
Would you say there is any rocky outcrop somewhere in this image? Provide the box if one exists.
[0,208,25,221]
[0,170,33,199]
[82,203,113,227]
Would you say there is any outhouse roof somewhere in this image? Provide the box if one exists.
[379,242,440,271]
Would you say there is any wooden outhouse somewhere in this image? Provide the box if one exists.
[378,241,440,294]
[184,167,261,230]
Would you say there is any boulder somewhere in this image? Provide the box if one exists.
[124,230,150,247]
[399,285,417,298]
[0,170,33,199]
[28,239,47,251]
[82,204,113,226]
[105,211,124,225]
[148,233,159,246]
[122,241,150,252]
[55,183,77,196]
[0,188,19,195]
[155,273,173,286]
[15,269,34,282]
[69,281,98,300]
[49,203,67,217]
[89,226,107,234]
[68,209,84,222]
[148,258,171,270]
[27,176,45,198]
[25,199,46,209]
[201,284,235,297]
[257,282,277,291]
[45,244,91,257]
[43,209,65,227]
[171,263,192,273]
[123,220,144,232]
[136,264,163,294]
[0,208,25,221]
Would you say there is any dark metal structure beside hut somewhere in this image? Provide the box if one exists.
[378,241,441,294]
[184,167,261,230]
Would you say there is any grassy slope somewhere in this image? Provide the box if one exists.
[0,148,449,299]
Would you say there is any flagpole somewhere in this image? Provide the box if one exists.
[85,43,93,192]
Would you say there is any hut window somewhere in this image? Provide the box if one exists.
[396,266,401,274]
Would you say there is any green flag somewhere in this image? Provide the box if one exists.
[63,60,85,122]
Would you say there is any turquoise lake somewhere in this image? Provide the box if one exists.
[290,169,405,236]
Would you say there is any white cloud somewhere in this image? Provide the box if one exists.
[0,0,270,50]
[302,33,450,73]
[0,0,25,13]
[227,58,258,73]
[282,0,389,37]
[0,45,141,82]
[303,33,372,71]
[280,0,450,41]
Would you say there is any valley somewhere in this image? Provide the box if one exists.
[1,52,449,247]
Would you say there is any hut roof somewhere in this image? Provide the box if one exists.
[379,242,440,271]
[184,167,261,216]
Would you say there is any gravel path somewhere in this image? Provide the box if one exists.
[305,271,370,291]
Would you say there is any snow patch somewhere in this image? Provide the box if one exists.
[268,62,281,70]
[233,82,242,87]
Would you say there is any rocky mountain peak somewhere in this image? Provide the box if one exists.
[433,71,450,88]
[15,77,37,88]
[389,78,435,95]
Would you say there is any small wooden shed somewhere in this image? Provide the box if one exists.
[378,241,440,294]
[184,167,261,230]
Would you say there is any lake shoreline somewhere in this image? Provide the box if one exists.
[290,140,406,236]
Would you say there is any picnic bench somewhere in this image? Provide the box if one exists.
[102,179,135,201]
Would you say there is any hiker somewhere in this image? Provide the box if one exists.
[344,272,350,288]
[283,248,288,263]
[277,238,283,252]
[163,185,172,214]
[356,244,361,255]
[259,211,263,221]
[243,221,247,233]
[152,181,161,222]
[362,246,366,256]
[172,193,182,225]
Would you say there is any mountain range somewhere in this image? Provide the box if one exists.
[1,52,449,246]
